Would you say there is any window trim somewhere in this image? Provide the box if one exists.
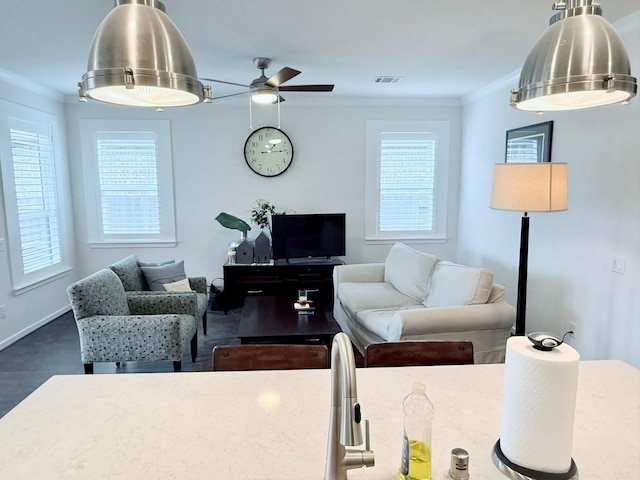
[80,119,177,247]
[0,100,72,292]
[365,120,450,243]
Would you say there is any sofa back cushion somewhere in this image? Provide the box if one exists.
[424,261,494,307]
[67,269,130,320]
[108,255,145,291]
[384,243,439,301]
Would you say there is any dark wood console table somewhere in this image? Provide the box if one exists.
[222,259,342,313]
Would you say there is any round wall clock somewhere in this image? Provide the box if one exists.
[243,127,294,177]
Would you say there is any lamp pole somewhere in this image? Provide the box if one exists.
[515,213,530,336]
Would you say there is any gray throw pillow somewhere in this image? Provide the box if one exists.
[140,260,187,291]
[138,259,175,267]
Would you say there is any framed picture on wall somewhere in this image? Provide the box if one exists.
[505,121,553,163]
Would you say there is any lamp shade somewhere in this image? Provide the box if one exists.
[79,0,210,107]
[511,0,637,111]
[490,163,567,213]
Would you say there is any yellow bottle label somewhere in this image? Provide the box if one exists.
[398,439,431,480]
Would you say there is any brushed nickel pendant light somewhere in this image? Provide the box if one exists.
[511,0,637,111]
[78,0,211,107]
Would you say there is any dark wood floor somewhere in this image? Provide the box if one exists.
[0,307,243,418]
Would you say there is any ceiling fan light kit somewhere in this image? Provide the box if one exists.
[79,0,211,107]
[252,88,279,104]
[511,0,637,111]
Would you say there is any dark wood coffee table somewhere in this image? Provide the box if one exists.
[237,296,341,346]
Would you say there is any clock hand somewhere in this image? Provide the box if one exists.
[261,149,286,153]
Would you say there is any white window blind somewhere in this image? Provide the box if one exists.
[366,121,450,242]
[0,100,71,292]
[9,126,62,274]
[80,119,176,246]
[97,133,161,235]
[379,133,436,232]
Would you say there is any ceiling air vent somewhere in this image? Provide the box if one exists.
[373,76,402,84]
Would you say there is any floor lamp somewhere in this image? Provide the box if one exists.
[490,163,567,335]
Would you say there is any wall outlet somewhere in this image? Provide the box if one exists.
[0,305,6,320]
[0,238,4,252]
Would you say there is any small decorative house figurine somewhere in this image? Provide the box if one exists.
[235,238,254,264]
[254,231,271,264]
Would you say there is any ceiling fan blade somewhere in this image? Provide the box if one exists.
[209,91,250,101]
[265,67,301,87]
[278,84,334,92]
[200,78,251,88]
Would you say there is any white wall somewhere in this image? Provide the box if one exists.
[0,77,77,349]
[64,99,463,281]
[457,20,640,367]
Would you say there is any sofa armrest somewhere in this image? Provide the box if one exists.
[333,263,385,285]
[188,276,208,294]
[397,302,515,336]
[127,291,196,315]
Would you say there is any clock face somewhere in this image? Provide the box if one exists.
[244,127,294,177]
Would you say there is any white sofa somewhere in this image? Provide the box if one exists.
[333,243,516,364]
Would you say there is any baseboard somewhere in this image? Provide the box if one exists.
[0,304,72,351]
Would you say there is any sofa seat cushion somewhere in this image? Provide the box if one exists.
[383,243,439,301]
[338,282,422,317]
[425,261,494,307]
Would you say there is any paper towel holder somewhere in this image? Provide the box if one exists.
[492,440,578,480]
[527,331,573,352]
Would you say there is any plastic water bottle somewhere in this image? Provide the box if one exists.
[398,381,434,480]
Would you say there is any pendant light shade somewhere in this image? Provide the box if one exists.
[511,1,637,111]
[79,0,211,107]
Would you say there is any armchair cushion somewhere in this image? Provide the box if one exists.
[139,261,187,291]
[383,243,439,301]
[424,261,494,307]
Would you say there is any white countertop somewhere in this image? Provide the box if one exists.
[0,360,638,479]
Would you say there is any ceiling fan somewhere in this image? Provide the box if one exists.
[201,57,334,103]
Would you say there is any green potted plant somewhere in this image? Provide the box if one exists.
[215,212,251,240]
[249,199,277,234]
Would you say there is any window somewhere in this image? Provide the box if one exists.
[80,119,176,246]
[365,121,450,242]
[0,101,71,291]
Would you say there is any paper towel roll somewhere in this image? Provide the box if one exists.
[499,336,580,473]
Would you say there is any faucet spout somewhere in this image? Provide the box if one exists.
[324,333,375,480]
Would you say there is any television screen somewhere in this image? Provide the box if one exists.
[271,213,346,260]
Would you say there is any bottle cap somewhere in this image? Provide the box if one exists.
[412,381,425,394]
[449,448,469,480]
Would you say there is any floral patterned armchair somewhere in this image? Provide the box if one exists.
[67,268,197,373]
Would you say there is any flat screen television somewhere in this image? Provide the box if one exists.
[271,213,346,261]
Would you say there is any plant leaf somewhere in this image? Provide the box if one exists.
[215,212,251,233]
